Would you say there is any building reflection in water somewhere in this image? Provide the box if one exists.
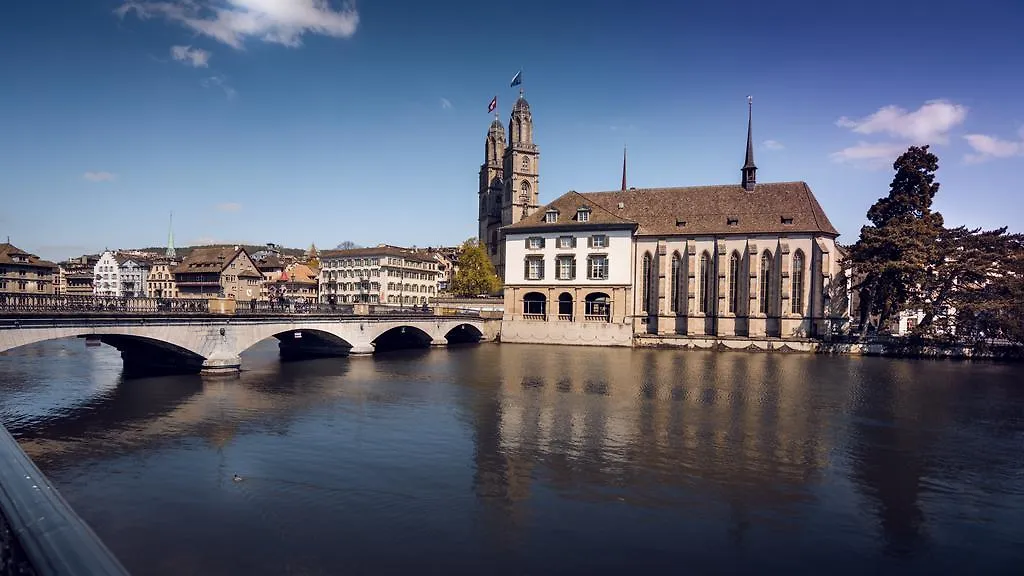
[469,344,837,552]
[4,339,1024,574]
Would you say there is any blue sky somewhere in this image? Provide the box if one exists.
[2,0,1023,261]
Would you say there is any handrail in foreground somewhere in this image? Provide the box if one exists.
[0,424,129,576]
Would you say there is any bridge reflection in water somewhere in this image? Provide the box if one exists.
[3,341,1023,575]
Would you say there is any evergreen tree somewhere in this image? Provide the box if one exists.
[849,146,945,336]
[451,238,501,297]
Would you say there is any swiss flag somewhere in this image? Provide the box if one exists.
[487,96,497,113]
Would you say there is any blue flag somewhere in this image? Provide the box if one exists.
[510,70,522,87]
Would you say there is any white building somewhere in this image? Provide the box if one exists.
[319,245,439,305]
[499,100,849,347]
[117,256,150,298]
[93,251,121,296]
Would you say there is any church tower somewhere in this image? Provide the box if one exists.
[502,93,540,226]
[479,118,506,257]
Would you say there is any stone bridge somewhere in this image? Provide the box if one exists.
[0,315,498,375]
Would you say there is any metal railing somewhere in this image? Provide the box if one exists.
[0,293,483,319]
[0,425,129,576]
[0,293,209,315]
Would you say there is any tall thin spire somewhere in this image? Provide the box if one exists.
[742,95,757,191]
[165,212,176,259]
[621,146,628,191]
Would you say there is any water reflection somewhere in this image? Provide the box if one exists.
[1,340,1023,574]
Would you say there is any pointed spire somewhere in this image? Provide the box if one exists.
[165,212,176,259]
[621,146,628,191]
[742,96,757,191]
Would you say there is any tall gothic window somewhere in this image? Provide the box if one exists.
[699,251,712,314]
[792,250,805,314]
[641,253,652,313]
[670,253,681,313]
[760,251,772,315]
[728,251,740,314]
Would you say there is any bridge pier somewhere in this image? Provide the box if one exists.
[348,343,375,356]
[431,337,449,347]
[201,355,242,375]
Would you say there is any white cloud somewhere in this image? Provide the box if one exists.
[201,75,237,99]
[829,142,907,169]
[762,139,784,151]
[836,99,967,144]
[83,171,117,182]
[440,97,452,110]
[216,202,242,212]
[116,0,360,49]
[963,127,1024,164]
[170,45,211,67]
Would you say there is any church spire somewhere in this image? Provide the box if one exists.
[742,96,757,191]
[621,146,627,191]
[165,212,176,259]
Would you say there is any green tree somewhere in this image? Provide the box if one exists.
[914,226,1023,337]
[451,238,501,297]
[849,145,945,336]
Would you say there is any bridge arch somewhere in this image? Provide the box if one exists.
[370,325,434,352]
[0,328,208,378]
[444,323,484,345]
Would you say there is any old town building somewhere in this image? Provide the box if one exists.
[146,258,179,298]
[500,99,848,347]
[58,255,99,295]
[0,243,58,294]
[173,246,263,301]
[318,245,439,305]
[267,262,319,302]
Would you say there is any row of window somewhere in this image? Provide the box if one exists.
[526,234,608,250]
[642,250,807,315]
[543,207,591,223]
[525,255,609,281]
[322,257,437,271]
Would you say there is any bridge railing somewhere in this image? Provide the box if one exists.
[0,293,484,319]
[0,425,129,576]
[0,293,209,315]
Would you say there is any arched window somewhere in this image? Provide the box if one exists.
[728,251,740,314]
[641,252,652,313]
[557,292,573,319]
[699,251,712,314]
[792,249,805,314]
[760,251,772,315]
[670,252,681,313]
[521,156,529,171]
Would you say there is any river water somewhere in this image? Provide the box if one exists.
[1,339,1023,575]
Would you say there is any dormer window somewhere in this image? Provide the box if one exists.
[781,217,794,225]
[577,207,591,222]
[544,210,559,223]
[727,217,739,226]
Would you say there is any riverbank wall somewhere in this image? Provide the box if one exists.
[633,335,1024,360]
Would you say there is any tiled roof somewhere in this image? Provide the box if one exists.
[504,181,839,237]
[174,246,245,274]
[0,243,58,269]
[320,245,436,263]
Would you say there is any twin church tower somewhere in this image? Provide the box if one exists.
[478,93,540,277]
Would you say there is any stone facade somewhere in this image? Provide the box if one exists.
[0,243,58,294]
[478,94,541,278]
[319,245,439,305]
[497,99,849,347]
[146,259,179,298]
[173,246,263,301]
[92,251,122,296]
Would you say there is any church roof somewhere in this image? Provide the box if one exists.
[513,95,530,112]
[504,182,839,237]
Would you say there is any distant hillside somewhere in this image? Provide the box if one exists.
[133,244,307,259]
